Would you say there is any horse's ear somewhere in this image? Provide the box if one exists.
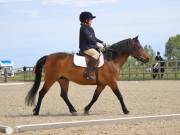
[133,35,139,41]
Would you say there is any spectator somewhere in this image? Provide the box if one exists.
[154,51,165,79]
[155,51,163,61]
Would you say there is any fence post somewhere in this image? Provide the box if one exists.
[29,67,31,81]
[143,65,145,80]
[4,68,8,83]
[128,64,130,81]
[175,61,177,80]
[151,63,153,80]
[166,61,169,79]
[23,66,26,81]
[136,64,139,80]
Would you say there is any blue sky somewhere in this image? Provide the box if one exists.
[0,0,180,67]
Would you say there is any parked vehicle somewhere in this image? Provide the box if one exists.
[0,60,14,77]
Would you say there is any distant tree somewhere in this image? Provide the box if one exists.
[127,56,137,66]
[165,34,180,60]
[144,45,156,63]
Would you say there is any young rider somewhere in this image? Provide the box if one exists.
[79,11,105,80]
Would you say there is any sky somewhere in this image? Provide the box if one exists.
[0,0,180,68]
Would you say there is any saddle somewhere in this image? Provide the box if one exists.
[73,52,104,68]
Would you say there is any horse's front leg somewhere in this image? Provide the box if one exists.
[84,84,106,115]
[109,82,129,114]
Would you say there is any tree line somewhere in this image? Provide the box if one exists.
[144,34,180,62]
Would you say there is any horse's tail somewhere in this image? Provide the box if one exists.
[25,56,47,106]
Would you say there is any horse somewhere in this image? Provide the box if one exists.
[25,36,149,116]
[152,60,166,79]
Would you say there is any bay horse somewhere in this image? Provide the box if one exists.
[25,36,149,116]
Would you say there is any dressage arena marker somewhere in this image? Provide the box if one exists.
[0,82,25,86]
[0,125,13,135]
[15,113,180,133]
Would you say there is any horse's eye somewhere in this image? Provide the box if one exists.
[138,45,142,49]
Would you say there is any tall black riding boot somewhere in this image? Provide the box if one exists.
[84,58,98,80]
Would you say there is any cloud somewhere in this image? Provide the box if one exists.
[0,0,32,4]
[41,0,118,7]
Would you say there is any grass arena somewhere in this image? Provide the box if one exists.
[0,80,180,135]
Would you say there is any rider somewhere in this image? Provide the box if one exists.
[155,51,163,61]
[154,51,163,69]
[79,11,105,80]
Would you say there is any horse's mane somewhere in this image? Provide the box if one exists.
[103,38,132,61]
[55,39,133,61]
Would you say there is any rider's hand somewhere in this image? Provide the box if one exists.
[97,43,104,48]
[102,43,107,48]
[103,42,111,48]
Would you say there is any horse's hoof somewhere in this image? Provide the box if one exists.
[33,109,39,116]
[33,112,39,116]
[84,111,89,115]
[124,110,130,114]
[71,112,78,116]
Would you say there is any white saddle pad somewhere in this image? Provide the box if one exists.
[73,53,104,67]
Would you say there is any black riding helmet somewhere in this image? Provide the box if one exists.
[79,11,96,23]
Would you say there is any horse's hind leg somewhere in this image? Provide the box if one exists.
[58,78,77,116]
[109,82,129,114]
[33,79,56,115]
[84,84,106,115]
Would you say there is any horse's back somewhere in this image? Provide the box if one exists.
[47,52,73,61]
[45,52,73,69]
[48,52,73,59]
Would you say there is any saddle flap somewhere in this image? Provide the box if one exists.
[73,53,104,68]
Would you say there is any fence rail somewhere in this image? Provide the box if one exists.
[0,67,35,82]
[121,60,180,80]
[0,60,180,82]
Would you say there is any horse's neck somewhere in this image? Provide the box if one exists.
[112,54,129,74]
